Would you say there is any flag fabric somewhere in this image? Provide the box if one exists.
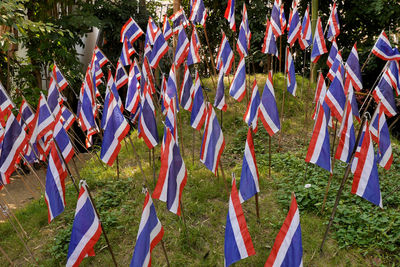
[243,79,260,132]
[280,4,287,34]
[335,99,356,163]
[36,94,55,147]
[347,83,360,122]
[187,27,201,66]
[351,122,383,207]
[216,32,235,75]
[145,17,159,46]
[66,181,102,267]
[149,30,169,69]
[237,20,249,58]
[311,17,327,63]
[327,39,338,69]
[77,75,97,138]
[270,0,282,37]
[115,59,129,90]
[54,120,74,164]
[345,43,363,92]
[174,25,190,68]
[305,102,331,172]
[261,19,279,58]
[326,2,340,41]
[287,6,301,47]
[259,71,280,136]
[47,77,63,122]
[387,60,400,96]
[371,104,393,170]
[100,88,130,166]
[224,176,255,267]
[241,4,251,50]
[0,113,28,183]
[312,73,327,120]
[180,64,194,111]
[325,68,346,122]
[286,47,297,96]
[224,0,236,31]
[93,60,104,87]
[120,37,136,66]
[214,64,227,111]
[17,99,35,131]
[130,191,164,267]
[44,141,67,223]
[162,15,173,41]
[138,83,159,150]
[126,63,140,115]
[142,54,156,95]
[373,69,398,118]
[170,8,189,34]
[166,64,179,110]
[371,30,400,61]
[189,0,207,26]
[121,17,144,44]
[102,72,123,130]
[161,75,169,115]
[239,128,260,203]
[0,83,15,117]
[299,5,312,50]
[229,57,246,102]
[93,46,109,68]
[265,193,303,267]
[200,103,225,175]
[52,63,69,91]
[327,50,342,81]
[191,71,207,130]
[153,128,187,215]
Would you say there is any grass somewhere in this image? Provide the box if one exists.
[0,72,398,266]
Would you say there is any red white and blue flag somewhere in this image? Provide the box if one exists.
[351,122,382,207]
[102,71,123,130]
[166,64,179,111]
[224,176,255,267]
[311,17,327,63]
[265,193,303,267]
[153,127,187,215]
[373,69,398,118]
[345,43,363,92]
[36,93,55,148]
[170,8,189,34]
[17,99,35,132]
[271,0,282,37]
[66,181,102,267]
[120,37,136,66]
[52,63,69,91]
[224,0,236,31]
[243,80,260,132]
[149,29,169,69]
[162,15,173,41]
[287,6,301,47]
[93,46,109,68]
[326,2,340,42]
[200,103,225,175]
[125,63,140,115]
[237,19,249,58]
[280,4,287,34]
[239,128,260,203]
[44,141,67,223]
[121,17,144,44]
[0,83,15,124]
[145,17,159,46]
[259,71,280,136]
[214,64,227,111]
[189,0,207,26]
[187,27,201,66]
[261,19,278,58]
[325,68,346,122]
[130,191,164,267]
[299,5,312,50]
[114,59,129,90]
[54,120,74,164]
[216,31,234,75]
[138,82,159,150]
[286,47,297,96]
[371,31,400,61]
[190,71,207,131]
[180,63,194,111]
[174,24,190,68]
[241,4,251,50]
[327,50,343,81]
[312,73,327,120]
[327,39,338,69]
[387,60,400,96]
[229,57,246,102]
[335,99,356,163]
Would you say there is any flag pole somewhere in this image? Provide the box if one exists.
[278,47,288,150]
[255,193,260,221]
[116,155,120,179]
[152,148,156,186]
[84,183,118,267]
[320,115,367,252]
[15,165,40,196]
[192,129,195,165]
[269,135,272,179]
[161,240,170,267]
[53,140,80,193]
[20,155,45,190]
[0,245,14,266]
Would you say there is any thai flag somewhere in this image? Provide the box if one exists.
[327,50,342,81]
[149,30,169,69]
[239,128,260,202]
[61,105,75,131]
[180,63,194,111]
[243,80,260,132]
[224,176,255,267]
[54,120,74,164]
[311,17,327,63]
[36,93,55,146]
[170,8,189,34]
[286,47,297,96]
[102,72,123,130]
[191,71,207,131]
[145,17,159,46]
[327,39,338,69]
[335,99,355,163]
[0,82,15,117]
[351,122,382,207]
[287,0,298,32]
[259,71,280,136]
[93,46,109,68]
[261,19,278,58]
[17,99,34,131]
[271,0,282,37]
[164,97,178,143]
[0,113,28,183]
[162,15,173,41]
[371,104,393,170]
[287,6,301,47]
[187,27,201,66]
[138,82,159,150]
[126,63,140,115]
[326,2,340,42]
[280,4,287,34]
[347,83,360,122]
[92,60,104,87]
[224,0,236,31]
[265,193,303,266]
[312,73,327,120]
[214,65,227,111]
[237,20,249,58]
[161,75,169,115]
[174,24,190,68]
[153,128,187,215]
[114,59,129,90]
[189,0,207,26]
[305,102,331,172]
[52,63,69,91]
[119,37,136,66]
[44,141,67,223]
[372,31,400,61]
[77,78,97,136]
[229,57,246,102]
[299,5,312,50]
[47,78,62,122]
[216,31,234,75]
[373,69,398,118]
[121,17,144,44]
[66,181,102,267]
[200,103,225,175]
[167,64,179,111]
[325,68,346,122]
[387,60,400,96]
[241,4,251,49]
[130,191,164,266]
[142,55,156,95]
[345,43,363,92]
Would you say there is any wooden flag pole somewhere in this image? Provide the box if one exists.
[278,47,288,150]
[203,25,218,78]
[15,166,40,197]
[84,183,118,267]
[192,129,195,165]
[179,200,187,228]
[160,240,170,267]
[152,148,156,186]
[268,135,272,180]
[116,155,120,180]
[320,116,367,252]
[53,141,79,193]
[219,161,229,195]
[0,245,14,266]
[255,193,260,221]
